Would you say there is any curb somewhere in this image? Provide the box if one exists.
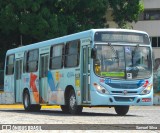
[0,104,60,109]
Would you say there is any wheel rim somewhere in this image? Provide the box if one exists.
[24,93,29,108]
[70,94,76,109]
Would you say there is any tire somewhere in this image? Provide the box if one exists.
[114,106,129,116]
[31,105,41,112]
[61,105,69,113]
[23,90,41,112]
[68,90,83,114]
[23,90,32,111]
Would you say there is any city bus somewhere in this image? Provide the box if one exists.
[4,29,153,115]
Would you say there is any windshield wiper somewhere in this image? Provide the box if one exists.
[132,44,140,67]
[132,44,140,56]
[108,43,119,59]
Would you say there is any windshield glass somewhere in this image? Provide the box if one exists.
[94,45,152,79]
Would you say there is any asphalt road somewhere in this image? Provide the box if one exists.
[0,105,159,132]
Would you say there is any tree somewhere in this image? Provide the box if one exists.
[0,0,109,47]
[55,0,109,33]
[109,0,144,28]
[0,0,144,69]
[0,0,143,47]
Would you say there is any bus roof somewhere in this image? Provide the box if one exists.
[6,28,148,55]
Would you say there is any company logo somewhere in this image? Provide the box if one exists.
[2,125,42,130]
[123,90,128,95]
[2,125,11,130]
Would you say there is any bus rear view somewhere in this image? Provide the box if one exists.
[89,29,153,115]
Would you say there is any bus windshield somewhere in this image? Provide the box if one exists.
[94,44,152,79]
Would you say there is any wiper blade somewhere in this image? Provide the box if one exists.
[132,44,140,56]
[132,44,140,67]
[108,43,119,59]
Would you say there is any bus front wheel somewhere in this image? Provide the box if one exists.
[61,105,69,113]
[68,90,83,114]
[114,106,129,116]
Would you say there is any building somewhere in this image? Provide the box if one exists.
[107,0,160,59]
[132,0,160,59]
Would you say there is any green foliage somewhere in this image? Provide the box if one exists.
[54,0,109,35]
[0,0,109,47]
[0,0,143,50]
[109,0,144,28]
[0,0,144,69]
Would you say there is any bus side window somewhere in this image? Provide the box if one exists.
[26,49,39,72]
[6,54,14,75]
[64,40,80,68]
[50,44,64,69]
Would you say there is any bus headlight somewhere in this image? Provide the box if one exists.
[93,83,109,94]
[140,84,152,95]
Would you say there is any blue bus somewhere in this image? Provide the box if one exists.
[4,29,153,115]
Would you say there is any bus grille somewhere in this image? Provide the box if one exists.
[114,97,135,102]
[107,83,141,89]
[111,91,138,95]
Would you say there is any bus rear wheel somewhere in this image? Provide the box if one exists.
[23,90,32,111]
[23,90,41,112]
[32,105,41,112]
[114,106,129,116]
[68,90,83,114]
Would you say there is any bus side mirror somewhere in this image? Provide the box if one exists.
[91,48,97,59]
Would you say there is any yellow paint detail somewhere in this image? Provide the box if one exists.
[75,73,80,87]
[95,65,100,75]
[75,79,80,87]
[55,71,60,81]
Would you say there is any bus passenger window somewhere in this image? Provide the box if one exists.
[26,49,38,72]
[6,55,14,75]
[50,44,64,69]
[65,40,80,67]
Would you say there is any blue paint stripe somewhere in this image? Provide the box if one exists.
[48,71,55,91]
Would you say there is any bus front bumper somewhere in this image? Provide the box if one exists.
[90,91,153,106]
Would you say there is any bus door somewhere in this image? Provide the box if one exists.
[15,59,23,103]
[39,53,49,103]
[82,45,91,103]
